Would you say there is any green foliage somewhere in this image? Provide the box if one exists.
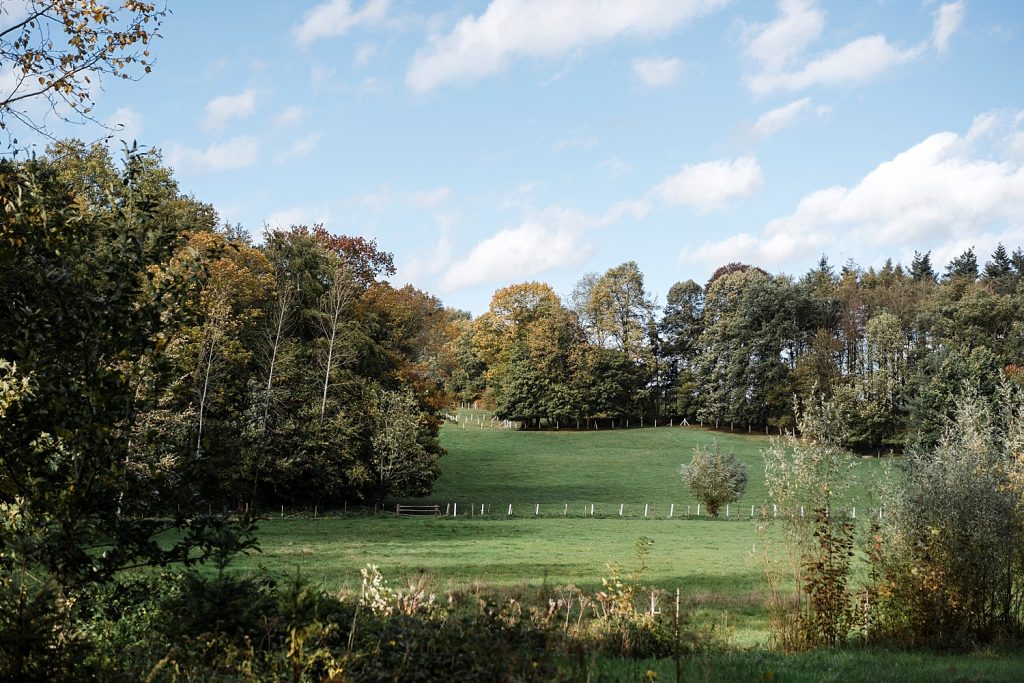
[870,382,1024,646]
[680,444,748,516]
[760,397,859,651]
[0,145,209,591]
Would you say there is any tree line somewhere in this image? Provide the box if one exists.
[451,249,1024,452]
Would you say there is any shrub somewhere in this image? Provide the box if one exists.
[759,395,858,651]
[870,382,1024,646]
[680,444,748,516]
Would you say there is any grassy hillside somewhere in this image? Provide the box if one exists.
[425,412,891,515]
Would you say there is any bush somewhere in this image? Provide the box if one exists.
[680,444,748,516]
[870,382,1024,646]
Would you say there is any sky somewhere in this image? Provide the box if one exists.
[14,0,1024,314]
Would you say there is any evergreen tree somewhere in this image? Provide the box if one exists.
[944,247,979,282]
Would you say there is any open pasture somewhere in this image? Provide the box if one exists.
[240,418,895,645]
[427,411,890,512]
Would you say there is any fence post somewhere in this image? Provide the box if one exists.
[773,504,777,518]
[508,504,512,516]
[669,503,674,518]
[590,503,594,516]
[620,503,624,517]
[564,502,568,516]
[751,505,754,518]
[281,505,284,518]
[726,504,729,518]
[535,503,540,516]
[644,503,648,518]
[454,503,457,516]
[697,503,700,516]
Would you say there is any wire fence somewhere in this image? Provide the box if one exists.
[387,501,883,522]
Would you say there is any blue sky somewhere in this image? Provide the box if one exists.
[22,1,1024,314]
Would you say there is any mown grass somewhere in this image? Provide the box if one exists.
[427,412,892,513]
[234,419,895,646]
[217,419,1019,673]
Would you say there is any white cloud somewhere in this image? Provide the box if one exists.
[682,110,1024,271]
[741,0,928,96]
[274,105,306,126]
[932,1,966,53]
[751,97,811,137]
[741,0,824,74]
[747,35,923,95]
[631,56,684,87]
[274,132,321,162]
[105,107,143,142]
[438,200,649,291]
[293,0,390,45]
[654,157,764,212]
[166,136,260,174]
[406,0,729,92]
[202,90,257,131]
[439,221,591,291]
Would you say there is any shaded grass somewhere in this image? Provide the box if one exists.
[603,648,1024,682]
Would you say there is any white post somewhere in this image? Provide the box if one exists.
[480,503,484,515]
[687,504,691,516]
[669,503,674,518]
[773,504,777,518]
[800,505,804,518]
[281,505,284,518]
[535,503,540,516]
[852,507,856,519]
[726,504,729,518]
[697,503,701,516]
[508,503,512,516]
[590,503,594,516]
[564,502,568,516]
[620,503,624,516]
[453,503,457,516]
[751,505,754,517]
[644,503,649,518]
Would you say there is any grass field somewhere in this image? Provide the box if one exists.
[428,411,891,512]
[228,417,1024,676]
[235,416,898,646]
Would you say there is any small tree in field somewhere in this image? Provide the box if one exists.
[680,444,748,516]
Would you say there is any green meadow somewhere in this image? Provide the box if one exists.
[230,417,1024,678]
[238,415,895,646]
